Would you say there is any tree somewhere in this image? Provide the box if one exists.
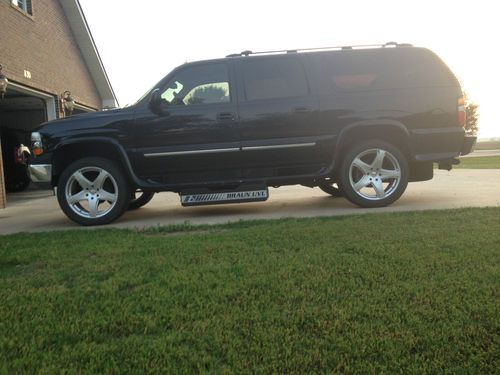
[464,92,479,135]
[186,84,228,105]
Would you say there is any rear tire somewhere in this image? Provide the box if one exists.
[57,157,130,226]
[319,182,343,197]
[338,140,408,208]
[128,190,155,210]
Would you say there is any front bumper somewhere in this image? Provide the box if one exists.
[28,164,52,183]
[460,135,477,156]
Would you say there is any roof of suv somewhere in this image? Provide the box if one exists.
[224,41,414,59]
[180,42,417,68]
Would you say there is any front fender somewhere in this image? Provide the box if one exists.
[52,137,158,189]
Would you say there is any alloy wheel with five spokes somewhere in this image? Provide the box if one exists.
[65,167,118,219]
[338,140,408,208]
[349,148,401,201]
[57,158,130,225]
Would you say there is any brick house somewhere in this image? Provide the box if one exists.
[0,0,117,208]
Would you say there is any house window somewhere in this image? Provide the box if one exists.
[12,0,33,15]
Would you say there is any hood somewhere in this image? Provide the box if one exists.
[34,107,134,135]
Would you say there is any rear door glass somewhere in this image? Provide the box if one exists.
[240,57,309,101]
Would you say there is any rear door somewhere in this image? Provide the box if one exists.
[235,55,331,179]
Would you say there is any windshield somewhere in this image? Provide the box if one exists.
[134,82,160,105]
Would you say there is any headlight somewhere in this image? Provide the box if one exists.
[31,132,43,156]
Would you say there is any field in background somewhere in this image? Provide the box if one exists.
[1,208,498,373]
[475,140,500,150]
[456,155,500,169]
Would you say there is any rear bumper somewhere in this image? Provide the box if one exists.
[460,135,477,156]
[411,128,475,162]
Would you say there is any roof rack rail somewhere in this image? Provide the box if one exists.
[226,42,413,58]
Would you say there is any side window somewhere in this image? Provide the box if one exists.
[160,64,230,106]
[241,58,309,101]
[320,49,454,92]
[183,82,230,105]
[321,52,378,92]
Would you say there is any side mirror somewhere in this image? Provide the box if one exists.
[148,88,164,114]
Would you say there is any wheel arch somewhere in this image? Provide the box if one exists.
[332,120,412,170]
[51,138,139,187]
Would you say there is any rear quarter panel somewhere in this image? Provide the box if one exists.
[306,48,464,160]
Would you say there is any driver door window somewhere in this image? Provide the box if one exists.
[160,64,230,106]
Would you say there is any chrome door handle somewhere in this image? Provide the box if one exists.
[292,106,313,113]
[217,112,236,121]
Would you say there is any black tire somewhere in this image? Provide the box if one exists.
[337,140,409,208]
[57,157,130,226]
[2,132,31,192]
[319,182,343,197]
[5,167,31,192]
[128,190,155,210]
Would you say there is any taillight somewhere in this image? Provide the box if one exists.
[458,97,466,127]
[14,147,23,164]
[31,132,43,156]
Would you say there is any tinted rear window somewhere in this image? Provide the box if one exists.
[316,48,458,92]
[241,57,309,100]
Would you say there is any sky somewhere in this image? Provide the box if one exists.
[79,0,499,138]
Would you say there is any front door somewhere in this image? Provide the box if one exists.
[134,62,240,185]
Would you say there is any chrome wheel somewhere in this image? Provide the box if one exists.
[348,148,401,201]
[65,166,118,219]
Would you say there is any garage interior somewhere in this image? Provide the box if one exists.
[0,87,47,194]
[0,86,91,196]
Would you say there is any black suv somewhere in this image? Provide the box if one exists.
[28,42,476,225]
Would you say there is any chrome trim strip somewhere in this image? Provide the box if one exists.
[144,142,316,157]
[242,142,315,151]
[28,164,52,183]
[144,148,240,157]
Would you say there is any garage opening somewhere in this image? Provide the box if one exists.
[0,87,48,193]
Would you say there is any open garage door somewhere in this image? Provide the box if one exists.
[0,88,49,193]
[0,85,95,204]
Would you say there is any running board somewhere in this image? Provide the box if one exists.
[180,186,269,207]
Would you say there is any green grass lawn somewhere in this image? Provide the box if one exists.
[1,208,499,373]
[475,140,500,150]
[456,155,500,169]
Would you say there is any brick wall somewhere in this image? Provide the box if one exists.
[0,0,102,109]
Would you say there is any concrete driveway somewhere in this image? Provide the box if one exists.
[1,169,499,235]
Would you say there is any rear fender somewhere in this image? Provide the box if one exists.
[328,120,411,174]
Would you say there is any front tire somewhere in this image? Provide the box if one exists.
[57,157,130,226]
[338,140,408,208]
